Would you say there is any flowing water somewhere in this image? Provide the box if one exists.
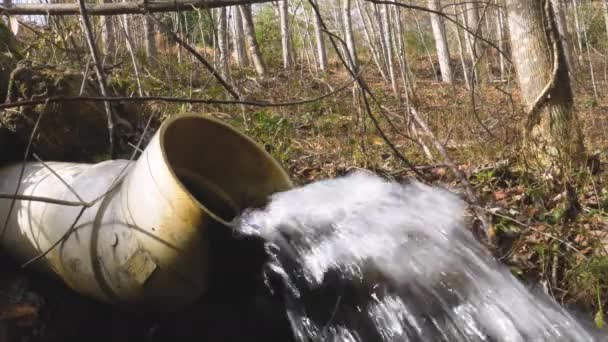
[235,171,602,342]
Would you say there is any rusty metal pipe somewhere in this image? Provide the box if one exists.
[0,114,292,311]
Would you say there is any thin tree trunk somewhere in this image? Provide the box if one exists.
[300,3,319,72]
[381,4,399,98]
[342,0,358,71]
[373,4,389,71]
[495,0,505,81]
[78,0,115,158]
[144,16,156,64]
[279,0,292,69]
[100,0,115,54]
[551,0,575,74]
[603,0,608,39]
[453,0,471,88]
[217,7,231,80]
[464,1,488,83]
[505,0,585,169]
[240,4,267,77]
[311,0,327,72]
[120,15,143,96]
[356,0,388,80]
[299,1,319,73]
[231,6,248,66]
[571,0,583,58]
[428,0,452,83]
[412,10,438,81]
[581,16,598,99]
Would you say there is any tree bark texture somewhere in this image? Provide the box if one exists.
[428,0,452,83]
[505,0,585,169]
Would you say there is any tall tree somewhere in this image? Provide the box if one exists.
[100,0,115,54]
[428,0,452,83]
[279,0,293,69]
[570,0,584,57]
[464,1,489,82]
[550,0,574,74]
[341,0,358,71]
[603,0,608,39]
[381,4,398,98]
[311,0,327,72]
[144,16,156,64]
[356,0,388,80]
[505,0,585,170]
[217,7,230,80]
[495,0,506,81]
[231,6,248,67]
[240,4,267,77]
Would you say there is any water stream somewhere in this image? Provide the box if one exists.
[235,171,601,342]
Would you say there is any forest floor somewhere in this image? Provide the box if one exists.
[1,42,608,339]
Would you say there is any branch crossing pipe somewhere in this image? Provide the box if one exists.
[0,114,292,311]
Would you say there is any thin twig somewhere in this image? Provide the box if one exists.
[148,13,241,100]
[0,194,83,206]
[20,111,155,268]
[33,153,85,203]
[0,107,45,242]
[308,0,428,181]
[0,81,355,109]
[21,206,87,268]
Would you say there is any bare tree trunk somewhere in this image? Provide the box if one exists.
[495,0,506,81]
[217,7,231,80]
[279,0,293,69]
[356,0,388,79]
[505,0,585,169]
[79,0,115,157]
[428,0,452,83]
[453,0,471,88]
[100,0,115,54]
[240,4,267,77]
[144,16,156,64]
[551,0,574,73]
[298,3,318,72]
[464,1,489,83]
[581,15,598,99]
[603,0,608,39]
[571,0,583,58]
[342,0,358,71]
[311,0,327,72]
[231,5,248,66]
[412,9,438,81]
[381,4,399,98]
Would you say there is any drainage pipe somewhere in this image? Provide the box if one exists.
[0,114,292,311]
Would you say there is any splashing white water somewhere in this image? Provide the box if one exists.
[237,171,599,342]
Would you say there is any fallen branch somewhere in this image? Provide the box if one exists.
[0,0,272,16]
[0,80,354,109]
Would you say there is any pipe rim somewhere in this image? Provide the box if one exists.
[157,113,292,226]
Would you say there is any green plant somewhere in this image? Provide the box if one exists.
[254,5,282,67]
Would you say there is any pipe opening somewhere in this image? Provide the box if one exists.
[161,115,292,224]
[173,168,237,222]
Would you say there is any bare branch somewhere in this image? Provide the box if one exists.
[0,80,355,109]
[0,194,83,207]
[148,14,241,100]
[0,0,273,16]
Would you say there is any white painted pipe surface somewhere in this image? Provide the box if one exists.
[0,114,292,311]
